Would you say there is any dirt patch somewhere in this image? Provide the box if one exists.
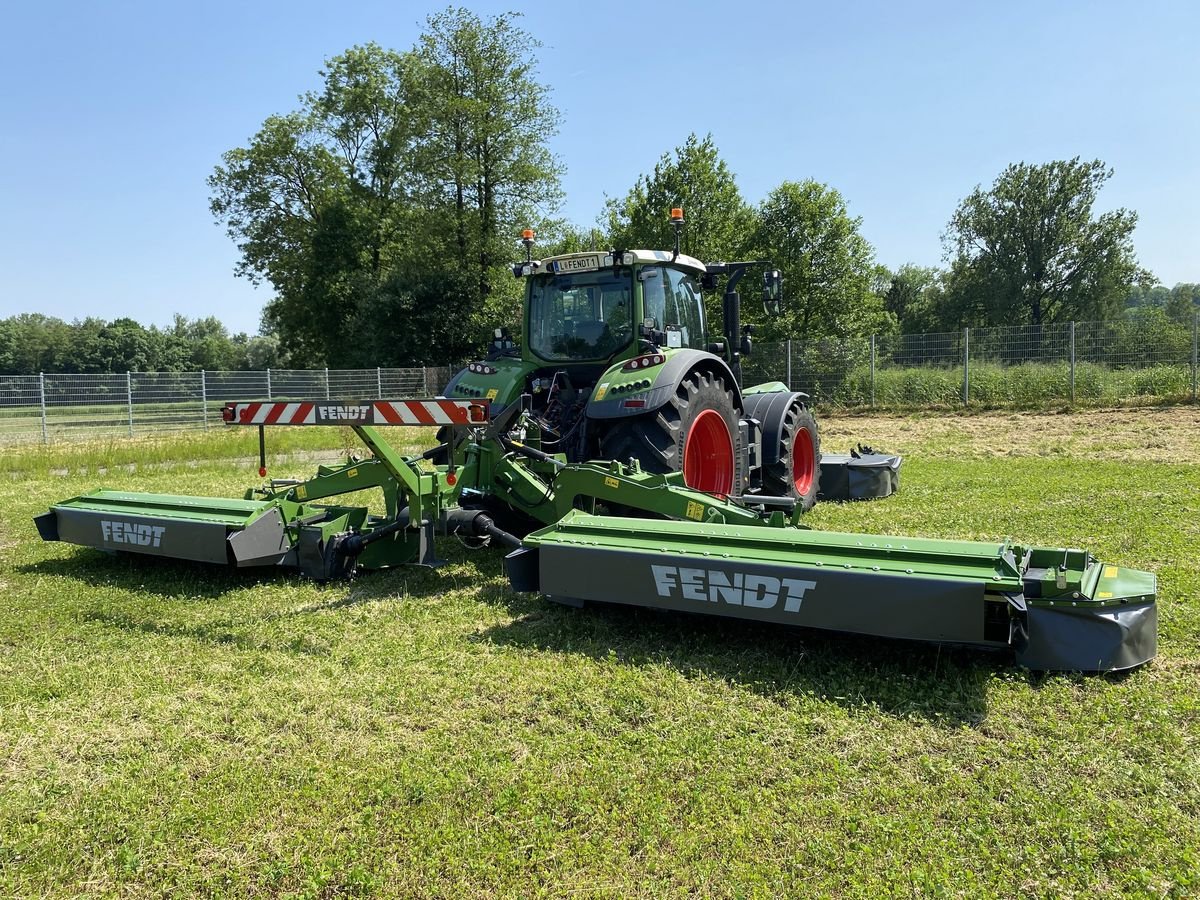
[818,406,1200,463]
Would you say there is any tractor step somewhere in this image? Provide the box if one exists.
[35,490,293,567]
[507,511,1156,672]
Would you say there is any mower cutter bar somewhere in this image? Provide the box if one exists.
[508,511,1157,672]
[34,490,296,568]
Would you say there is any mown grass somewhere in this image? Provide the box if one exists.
[1,413,1198,897]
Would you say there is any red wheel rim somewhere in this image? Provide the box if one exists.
[792,427,815,496]
[683,409,735,495]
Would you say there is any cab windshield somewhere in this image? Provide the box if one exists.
[528,269,633,361]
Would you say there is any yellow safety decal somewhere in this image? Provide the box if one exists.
[295,485,307,499]
[1098,591,1113,599]
[686,501,704,521]
[604,476,620,489]
[595,383,609,401]
[486,388,498,400]
[348,468,359,479]
[1103,565,1119,579]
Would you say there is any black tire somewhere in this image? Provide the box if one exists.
[429,425,452,465]
[764,402,820,511]
[597,369,746,496]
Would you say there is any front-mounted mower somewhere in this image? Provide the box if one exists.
[35,217,1156,672]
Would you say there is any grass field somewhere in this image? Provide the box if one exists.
[2,409,1198,897]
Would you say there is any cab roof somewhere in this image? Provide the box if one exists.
[536,249,707,277]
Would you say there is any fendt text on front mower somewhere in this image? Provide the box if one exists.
[36,214,1156,672]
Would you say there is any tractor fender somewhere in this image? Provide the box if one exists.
[585,349,742,420]
[740,390,810,468]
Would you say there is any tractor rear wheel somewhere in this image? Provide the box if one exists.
[765,403,820,511]
[598,369,745,496]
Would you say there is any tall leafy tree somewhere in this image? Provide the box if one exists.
[209,12,561,367]
[1166,283,1200,322]
[604,134,753,265]
[748,180,891,340]
[408,8,562,312]
[942,158,1150,326]
[209,44,410,364]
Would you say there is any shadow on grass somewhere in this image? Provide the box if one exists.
[22,550,291,600]
[471,582,1007,727]
[28,544,1013,725]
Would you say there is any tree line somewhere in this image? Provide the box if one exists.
[11,8,1197,374]
[0,314,277,376]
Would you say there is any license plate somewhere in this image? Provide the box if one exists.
[554,255,602,273]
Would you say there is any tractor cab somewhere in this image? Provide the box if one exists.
[523,250,710,367]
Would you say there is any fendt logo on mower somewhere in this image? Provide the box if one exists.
[100,520,166,548]
[651,565,817,612]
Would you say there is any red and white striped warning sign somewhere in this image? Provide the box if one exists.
[223,399,487,426]
[372,399,486,425]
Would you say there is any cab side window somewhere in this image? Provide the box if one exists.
[663,267,706,349]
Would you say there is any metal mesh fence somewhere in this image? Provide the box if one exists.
[0,315,1196,444]
[768,314,1198,409]
[0,366,453,444]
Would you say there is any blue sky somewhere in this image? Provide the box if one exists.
[1,0,1196,334]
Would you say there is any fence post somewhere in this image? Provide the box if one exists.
[39,372,48,446]
[1193,311,1198,403]
[785,339,792,389]
[422,367,429,395]
[126,371,134,436]
[324,367,330,400]
[266,368,272,400]
[962,328,970,406]
[870,335,876,408]
[376,366,383,397]
[200,370,208,429]
[1069,322,1076,406]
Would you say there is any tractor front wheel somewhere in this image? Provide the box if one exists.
[598,369,745,497]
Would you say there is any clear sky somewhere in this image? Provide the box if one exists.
[1,0,1196,335]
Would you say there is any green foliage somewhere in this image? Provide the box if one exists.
[942,158,1150,327]
[0,314,258,375]
[604,133,754,265]
[748,181,893,341]
[209,11,562,367]
[1166,283,1200,322]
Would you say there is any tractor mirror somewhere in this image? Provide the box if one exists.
[762,269,783,316]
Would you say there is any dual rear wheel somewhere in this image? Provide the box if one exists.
[599,370,820,509]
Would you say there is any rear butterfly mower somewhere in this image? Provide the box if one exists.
[35,224,1156,672]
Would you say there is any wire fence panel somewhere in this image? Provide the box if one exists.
[44,373,131,440]
[0,374,45,444]
[1,314,1196,445]
[131,372,206,433]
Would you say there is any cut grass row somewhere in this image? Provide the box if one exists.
[0,412,1197,896]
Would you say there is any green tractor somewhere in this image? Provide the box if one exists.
[443,212,820,509]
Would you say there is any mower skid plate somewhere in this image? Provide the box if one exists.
[37,490,290,567]
[511,511,1156,672]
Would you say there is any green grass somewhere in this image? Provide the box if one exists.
[1,417,1198,897]
[817,361,1197,409]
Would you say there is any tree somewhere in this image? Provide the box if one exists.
[408,8,562,306]
[883,264,940,325]
[1166,283,1200,322]
[209,11,561,367]
[604,134,754,266]
[747,180,891,341]
[942,158,1150,327]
